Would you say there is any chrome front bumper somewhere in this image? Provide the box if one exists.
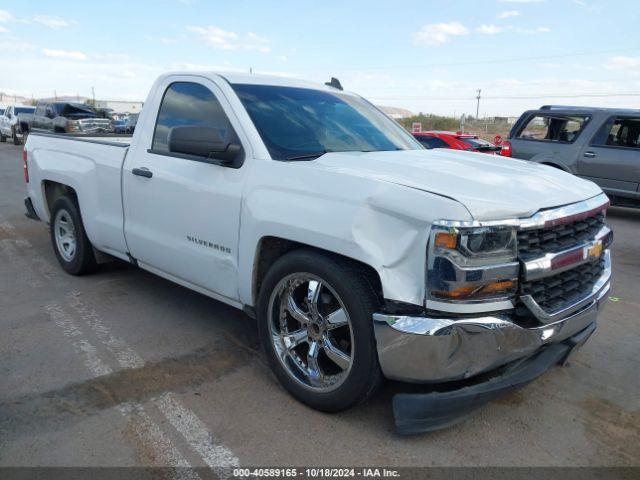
[373,253,611,383]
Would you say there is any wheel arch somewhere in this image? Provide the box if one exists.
[541,161,571,172]
[529,152,575,173]
[250,236,383,309]
[42,180,78,220]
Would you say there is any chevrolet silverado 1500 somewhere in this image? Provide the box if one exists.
[23,72,613,433]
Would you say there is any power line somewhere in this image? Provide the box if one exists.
[348,76,640,92]
[368,92,640,101]
[485,93,640,100]
[294,46,640,72]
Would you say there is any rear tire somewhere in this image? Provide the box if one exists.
[50,196,99,275]
[257,249,383,412]
[0,132,6,143]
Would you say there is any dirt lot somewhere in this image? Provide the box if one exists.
[0,141,638,470]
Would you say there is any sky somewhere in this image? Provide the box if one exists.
[0,0,639,117]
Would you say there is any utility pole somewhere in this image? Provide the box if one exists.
[476,89,481,120]
[91,86,96,106]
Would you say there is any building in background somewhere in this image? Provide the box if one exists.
[0,92,33,109]
[94,100,143,114]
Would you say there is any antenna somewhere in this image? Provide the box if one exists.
[325,77,343,91]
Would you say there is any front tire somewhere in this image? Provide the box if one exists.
[0,132,6,142]
[12,127,22,145]
[50,196,99,275]
[257,249,382,412]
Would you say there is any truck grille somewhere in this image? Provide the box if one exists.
[520,257,605,314]
[517,211,605,257]
[78,118,112,132]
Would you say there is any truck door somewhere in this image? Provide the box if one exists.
[43,104,56,132]
[32,103,52,132]
[31,104,44,131]
[578,116,640,198]
[122,78,248,302]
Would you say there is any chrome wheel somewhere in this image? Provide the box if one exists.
[53,209,77,262]
[268,273,354,392]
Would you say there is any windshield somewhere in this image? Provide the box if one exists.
[54,102,95,116]
[232,84,421,160]
[15,107,35,114]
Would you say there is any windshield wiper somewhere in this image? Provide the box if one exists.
[285,150,331,161]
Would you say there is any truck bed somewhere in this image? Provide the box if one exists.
[25,132,131,260]
[28,131,133,146]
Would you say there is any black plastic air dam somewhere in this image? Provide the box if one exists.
[24,197,40,221]
[393,322,597,435]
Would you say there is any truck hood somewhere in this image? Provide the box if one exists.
[309,149,603,221]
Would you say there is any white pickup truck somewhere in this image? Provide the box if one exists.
[24,72,613,433]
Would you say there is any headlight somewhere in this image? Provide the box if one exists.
[427,223,519,308]
[433,226,516,265]
[66,120,81,132]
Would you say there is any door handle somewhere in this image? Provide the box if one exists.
[132,167,153,178]
[583,151,596,158]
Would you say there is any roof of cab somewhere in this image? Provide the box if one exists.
[160,71,350,94]
[538,105,640,114]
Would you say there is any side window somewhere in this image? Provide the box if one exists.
[152,82,237,153]
[516,114,589,143]
[594,117,640,149]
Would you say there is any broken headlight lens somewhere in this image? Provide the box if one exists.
[427,223,519,307]
[433,226,517,264]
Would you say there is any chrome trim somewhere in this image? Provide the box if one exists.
[426,193,610,315]
[521,226,612,281]
[520,249,611,323]
[373,288,607,383]
[426,298,515,314]
[447,260,519,282]
[426,227,519,311]
[432,193,609,229]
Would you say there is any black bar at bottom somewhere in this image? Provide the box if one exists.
[393,322,597,435]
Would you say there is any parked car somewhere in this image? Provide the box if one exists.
[27,102,112,136]
[124,113,139,134]
[0,105,36,145]
[413,131,501,154]
[502,105,640,208]
[111,119,127,134]
[23,72,612,433]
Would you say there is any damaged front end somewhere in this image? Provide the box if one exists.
[391,322,597,435]
[372,193,612,434]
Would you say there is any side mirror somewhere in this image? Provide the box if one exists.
[168,126,243,167]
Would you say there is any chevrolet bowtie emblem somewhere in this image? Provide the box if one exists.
[586,241,603,260]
